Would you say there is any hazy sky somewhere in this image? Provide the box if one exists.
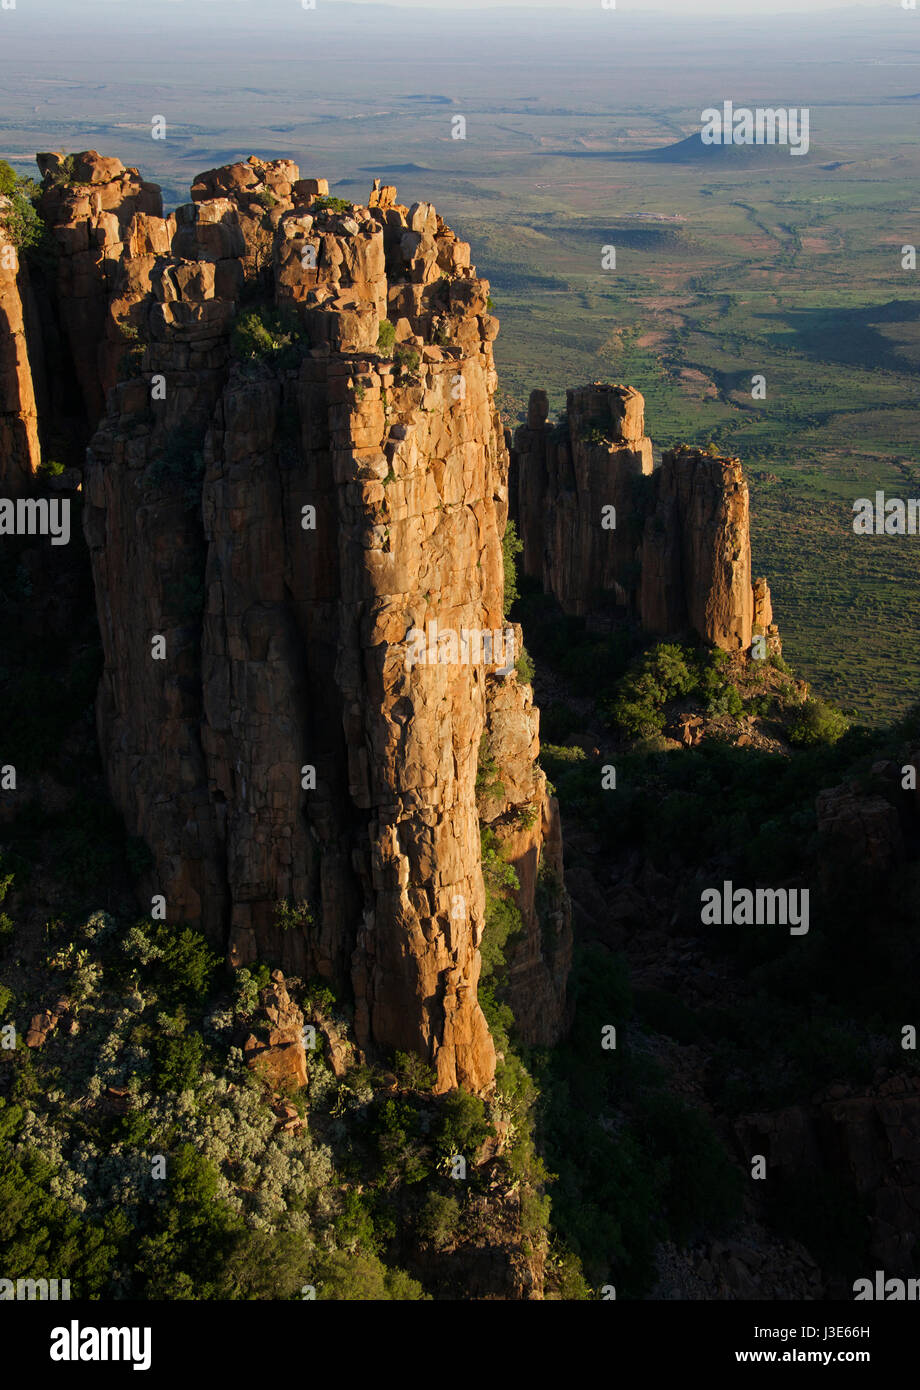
[323,0,915,9]
[39,0,918,11]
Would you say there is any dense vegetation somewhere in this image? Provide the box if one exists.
[0,159,43,258]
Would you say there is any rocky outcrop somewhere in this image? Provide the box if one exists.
[244,971,309,1092]
[0,224,42,489]
[24,996,70,1048]
[639,446,753,651]
[20,153,571,1094]
[513,383,653,614]
[37,151,163,424]
[511,390,777,654]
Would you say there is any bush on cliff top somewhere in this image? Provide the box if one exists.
[231,305,308,368]
[311,195,353,216]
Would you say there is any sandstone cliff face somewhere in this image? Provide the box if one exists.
[17,152,571,1093]
[0,225,42,490]
[513,383,653,615]
[476,625,572,1046]
[639,446,753,651]
[37,151,164,425]
[512,388,777,653]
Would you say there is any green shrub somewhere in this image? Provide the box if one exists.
[274,898,314,932]
[311,195,352,216]
[0,861,13,949]
[707,681,744,718]
[475,733,505,804]
[154,1033,210,1091]
[310,1248,428,1299]
[393,344,421,377]
[418,1192,460,1250]
[0,161,17,197]
[377,319,396,357]
[133,1144,249,1299]
[334,1189,379,1253]
[301,975,336,1013]
[0,1100,124,1296]
[231,305,307,367]
[608,643,702,738]
[502,520,523,616]
[0,184,42,256]
[123,922,220,1006]
[520,1188,552,1237]
[609,668,667,739]
[43,155,76,188]
[478,830,524,1050]
[434,1089,493,1160]
[546,1249,592,1300]
[36,458,66,478]
[480,829,522,985]
[395,1050,437,1091]
[789,698,849,747]
[515,644,535,684]
[373,1097,431,1186]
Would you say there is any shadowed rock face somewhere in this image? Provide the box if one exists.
[513,383,654,615]
[4,152,572,1093]
[512,389,777,654]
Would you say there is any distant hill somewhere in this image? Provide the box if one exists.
[549,134,824,166]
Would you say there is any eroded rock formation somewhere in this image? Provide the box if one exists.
[2,151,572,1094]
[513,383,653,614]
[639,445,753,650]
[511,386,778,654]
[0,222,42,490]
